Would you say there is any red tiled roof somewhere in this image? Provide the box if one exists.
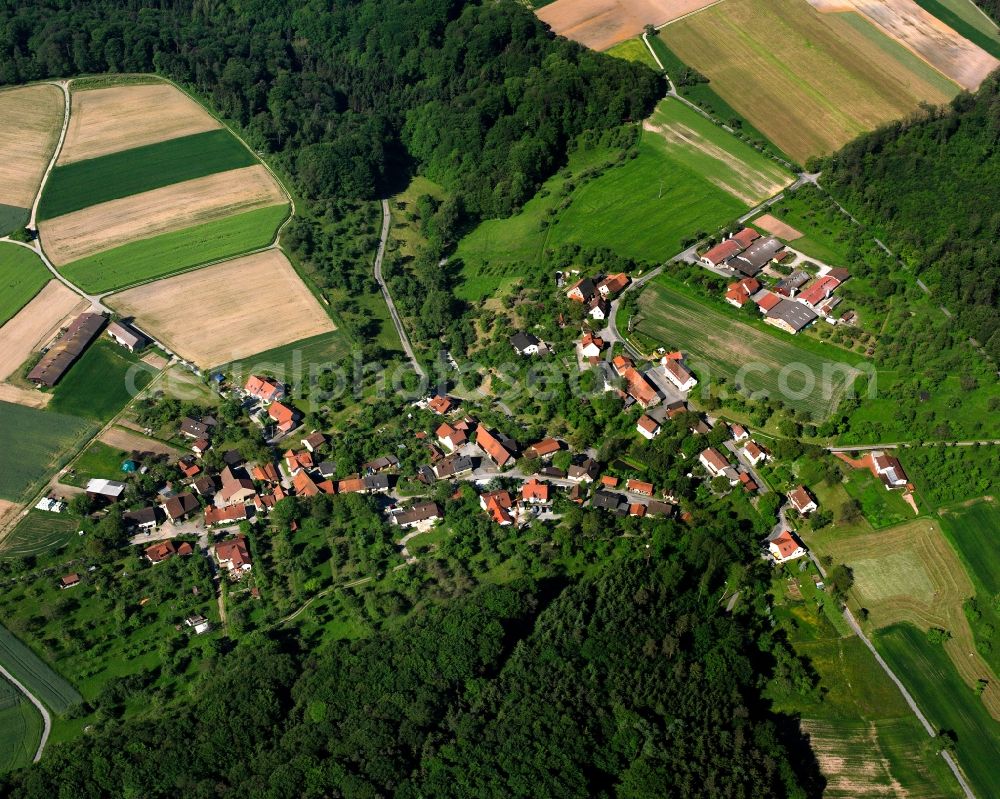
[525,438,561,458]
[788,485,815,511]
[626,479,653,496]
[145,541,176,563]
[623,367,659,407]
[732,227,760,248]
[598,272,630,296]
[215,536,252,569]
[798,276,840,307]
[601,475,619,488]
[205,504,248,525]
[702,239,742,265]
[244,374,283,401]
[268,402,296,430]
[428,395,453,415]
[701,448,729,473]
[637,415,659,433]
[771,531,800,558]
[755,291,782,311]
[629,503,646,517]
[476,427,514,466]
[521,479,550,502]
[293,469,321,497]
[336,477,365,494]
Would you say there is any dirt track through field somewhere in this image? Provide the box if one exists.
[58,83,221,165]
[0,85,64,209]
[537,0,717,50]
[823,520,1000,719]
[0,281,88,382]
[39,166,286,265]
[107,250,336,367]
[809,0,999,90]
[754,213,803,240]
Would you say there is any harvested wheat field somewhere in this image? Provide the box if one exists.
[0,85,64,209]
[662,0,958,162]
[107,250,336,367]
[99,426,181,458]
[58,82,221,165]
[809,0,999,91]
[0,281,88,381]
[753,213,803,240]
[537,0,717,50]
[0,384,51,409]
[823,519,1000,719]
[39,165,287,265]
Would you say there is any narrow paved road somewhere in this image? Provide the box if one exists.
[0,664,51,763]
[374,199,426,379]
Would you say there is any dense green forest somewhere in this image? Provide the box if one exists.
[0,508,820,798]
[0,0,660,219]
[820,73,1000,362]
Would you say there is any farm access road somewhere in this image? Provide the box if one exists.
[374,199,425,379]
[0,664,50,764]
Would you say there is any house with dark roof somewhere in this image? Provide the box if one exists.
[773,271,810,297]
[124,506,158,531]
[730,237,783,276]
[566,277,596,303]
[27,313,105,386]
[591,490,626,514]
[162,492,199,523]
[764,300,818,334]
[391,501,441,529]
[510,332,541,356]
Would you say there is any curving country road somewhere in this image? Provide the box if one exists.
[0,664,51,763]
[373,198,425,379]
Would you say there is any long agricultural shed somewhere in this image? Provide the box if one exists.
[27,312,105,387]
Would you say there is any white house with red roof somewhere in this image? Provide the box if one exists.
[788,485,818,515]
[244,374,284,403]
[636,414,660,440]
[768,530,806,563]
[725,277,761,308]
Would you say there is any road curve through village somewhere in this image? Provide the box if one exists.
[0,664,51,764]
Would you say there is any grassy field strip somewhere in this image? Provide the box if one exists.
[0,512,80,559]
[59,203,289,293]
[938,498,1000,596]
[48,338,157,421]
[661,0,957,162]
[0,401,95,503]
[876,623,1000,799]
[819,518,1000,719]
[0,244,50,327]
[604,37,660,70]
[0,625,80,714]
[634,276,862,418]
[0,675,43,773]
[38,129,257,219]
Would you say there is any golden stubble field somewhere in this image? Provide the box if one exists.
[809,0,999,90]
[537,0,718,50]
[39,165,287,265]
[661,0,958,162]
[0,84,64,209]
[821,519,1000,719]
[106,250,337,367]
[57,82,221,164]
[0,281,88,382]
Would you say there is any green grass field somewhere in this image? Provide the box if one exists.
[0,676,43,774]
[38,129,258,219]
[843,469,914,529]
[645,35,794,164]
[545,98,790,261]
[61,441,132,487]
[605,37,659,71]
[0,402,93,502]
[48,338,156,421]
[876,623,1000,799]
[633,276,865,418]
[214,329,353,382]
[939,500,1000,597]
[61,204,289,293]
[0,244,50,327]
[768,571,962,797]
[0,624,81,714]
[913,0,1000,58]
[0,511,81,559]
[0,204,28,238]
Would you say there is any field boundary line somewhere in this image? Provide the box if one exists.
[28,80,70,232]
[0,664,50,763]
[654,0,725,29]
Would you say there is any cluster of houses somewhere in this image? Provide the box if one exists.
[565,271,631,322]
[710,227,852,335]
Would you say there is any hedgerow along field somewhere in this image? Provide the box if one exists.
[37,129,257,219]
[0,401,94,502]
[0,676,43,774]
[0,244,50,326]
[876,623,1000,799]
[59,204,290,292]
[0,624,81,714]
[660,0,958,162]
[632,276,864,419]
